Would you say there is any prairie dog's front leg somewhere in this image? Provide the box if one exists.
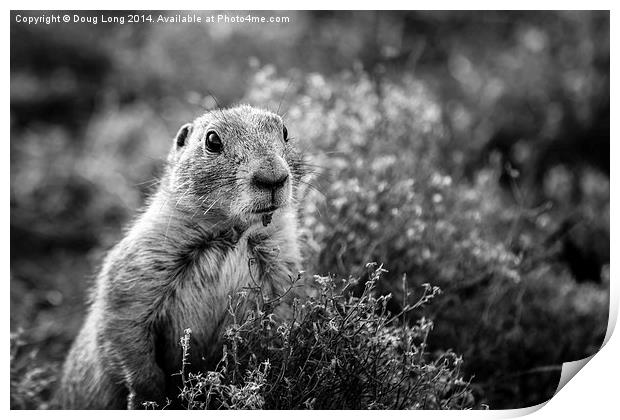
[100,318,166,409]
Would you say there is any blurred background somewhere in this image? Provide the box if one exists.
[10,10,609,409]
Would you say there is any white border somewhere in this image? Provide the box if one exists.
[1,1,617,10]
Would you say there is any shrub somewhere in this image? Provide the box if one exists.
[164,264,479,410]
[242,67,609,408]
[10,330,58,409]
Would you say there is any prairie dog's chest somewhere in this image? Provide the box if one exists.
[165,237,256,332]
[158,231,293,370]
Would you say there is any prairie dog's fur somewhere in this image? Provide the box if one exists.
[58,105,307,409]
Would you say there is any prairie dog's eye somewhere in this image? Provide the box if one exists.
[205,131,223,153]
[283,125,289,142]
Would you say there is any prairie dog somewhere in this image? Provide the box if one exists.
[59,105,306,409]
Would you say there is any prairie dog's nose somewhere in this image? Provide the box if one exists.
[251,157,289,190]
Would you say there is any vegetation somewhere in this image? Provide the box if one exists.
[10,330,57,410]
[246,68,608,407]
[158,265,479,410]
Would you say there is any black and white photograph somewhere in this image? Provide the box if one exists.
[9,9,611,411]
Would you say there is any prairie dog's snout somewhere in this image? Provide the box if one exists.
[251,155,290,190]
[250,155,291,212]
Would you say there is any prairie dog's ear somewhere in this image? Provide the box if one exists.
[168,123,193,163]
[174,123,193,149]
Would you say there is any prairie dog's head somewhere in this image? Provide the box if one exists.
[166,105,305,227]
